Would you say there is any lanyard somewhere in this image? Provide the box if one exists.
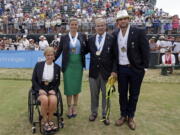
[69,32,78,48]
[96,33,106,52]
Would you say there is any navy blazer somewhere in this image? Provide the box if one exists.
[112,26,150,73]
[85,33,117,80]
[55,32,87,72]
[32,61,61,93]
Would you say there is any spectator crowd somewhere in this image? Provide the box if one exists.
[149,35,180,65]
[0,0,179,34]
[0,34,62,51]
[0,0,180,64]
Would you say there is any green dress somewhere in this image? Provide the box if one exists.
[63,39,83,96]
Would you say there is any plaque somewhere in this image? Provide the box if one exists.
[121,47,126,52]
[71,48,76,53]
[96,51,101,56]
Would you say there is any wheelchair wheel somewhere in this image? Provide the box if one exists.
[57,90,63,117]
[28,89,34,123]
[32,126,36,134]
[56,90,63,129]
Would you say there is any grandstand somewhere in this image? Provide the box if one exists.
[0,0,180,58]
[0,0,178,35]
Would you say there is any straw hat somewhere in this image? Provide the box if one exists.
[159,35,165,39]
[151,36,156,39]
[39,35,45,39]
[116,10,130,20]
[58,33,62,36]
[29,39,34,42]
[23,35,27,38]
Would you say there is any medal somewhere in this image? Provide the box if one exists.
[71,48,76,53]
[121,47,126,52]
[96,51,100,56]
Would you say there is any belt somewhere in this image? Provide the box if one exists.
[119,64,131,68]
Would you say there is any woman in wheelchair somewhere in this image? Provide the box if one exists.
[32,47,61,133]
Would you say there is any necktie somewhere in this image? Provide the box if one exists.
[98,35,102,44]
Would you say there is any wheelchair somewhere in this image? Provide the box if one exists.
[28,88,64,134]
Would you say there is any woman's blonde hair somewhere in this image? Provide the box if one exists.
[44,47,55,56]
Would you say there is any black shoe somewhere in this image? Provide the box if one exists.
[89,113,97,121]
[102,116,110,126]
[72,113,77,118]
[66,114,73,119]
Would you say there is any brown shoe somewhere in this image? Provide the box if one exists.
[115,117,127,126]
[128,118,136,130]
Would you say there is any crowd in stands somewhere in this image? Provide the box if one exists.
[149,35,180,54]
[0,0,180,64]
[0,0,179,35]
[0,32,180,55]
[0,33,61,50]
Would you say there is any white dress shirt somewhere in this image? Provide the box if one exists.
[118,25,130,65]
[157,40,170,53]
[17,42,25,50]
[22,39,30,50]
[173,42,180,53]
[39,40,49,51]
[42,63,54,82]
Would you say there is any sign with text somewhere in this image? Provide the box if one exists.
[0,51,90,69]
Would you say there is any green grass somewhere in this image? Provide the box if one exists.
[1,68,180,83]
[0,69,180,135]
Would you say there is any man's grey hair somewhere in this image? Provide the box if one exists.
[95,18,106,26]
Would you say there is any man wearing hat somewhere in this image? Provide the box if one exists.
[39,35,49,51]
[112,10,149,130]
[149,36,159,67]
[22,35,30,50]
[157,35,168,53]
[157,35,173,64]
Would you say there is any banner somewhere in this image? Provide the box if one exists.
[0,51,60,68]
[0,51,90,69]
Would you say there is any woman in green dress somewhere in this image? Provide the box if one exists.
[55,18,87,118]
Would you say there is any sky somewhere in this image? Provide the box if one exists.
[155,0,180,16]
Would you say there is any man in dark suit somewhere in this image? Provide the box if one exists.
[85,17,117,125]
[112,10,149,130]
